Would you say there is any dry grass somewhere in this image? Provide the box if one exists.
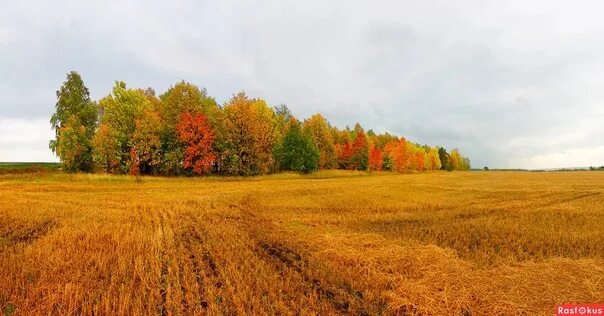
[0,170,602,315]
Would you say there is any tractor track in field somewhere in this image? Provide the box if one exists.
[176,212,228,313]
[0,219,57,246]
[239,201,379,315]
[257,240,369,314]
[156,197,384,314]
[178,222,210,311]
[535,192,601,209]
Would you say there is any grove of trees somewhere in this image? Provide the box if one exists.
[50,71,471,176]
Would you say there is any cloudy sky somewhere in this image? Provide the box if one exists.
[1,0,603,169]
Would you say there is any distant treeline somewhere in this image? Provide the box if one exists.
[481,167,604,172]
[49,71,470,176]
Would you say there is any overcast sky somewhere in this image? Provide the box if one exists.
[1,0,603,169]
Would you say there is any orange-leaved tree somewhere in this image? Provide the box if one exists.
[177,112,216,174]
[336,142,353,169]
[384,138,408,172]
[415,150,426,171]
[368,144,383,171]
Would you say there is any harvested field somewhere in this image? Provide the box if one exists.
[1,170,602,315]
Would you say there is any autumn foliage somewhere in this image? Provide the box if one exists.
[177,112,216,174]
[368,145,383,171]
[350,130,369,170]
[336,142,354,169]
[128,147,140,176]
[50,72,471,175]
[384,138,409,172]
[221,92,276,175]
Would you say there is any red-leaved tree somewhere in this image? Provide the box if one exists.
[368,145,383,171]
[177,112,216,174]
[336,142,353,169]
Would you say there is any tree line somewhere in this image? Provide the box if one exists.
[50,71,471,176]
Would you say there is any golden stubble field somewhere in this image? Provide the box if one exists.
[0,170,603,315]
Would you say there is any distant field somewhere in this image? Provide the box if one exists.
[0,162,60,175]
[0,171,602,315]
